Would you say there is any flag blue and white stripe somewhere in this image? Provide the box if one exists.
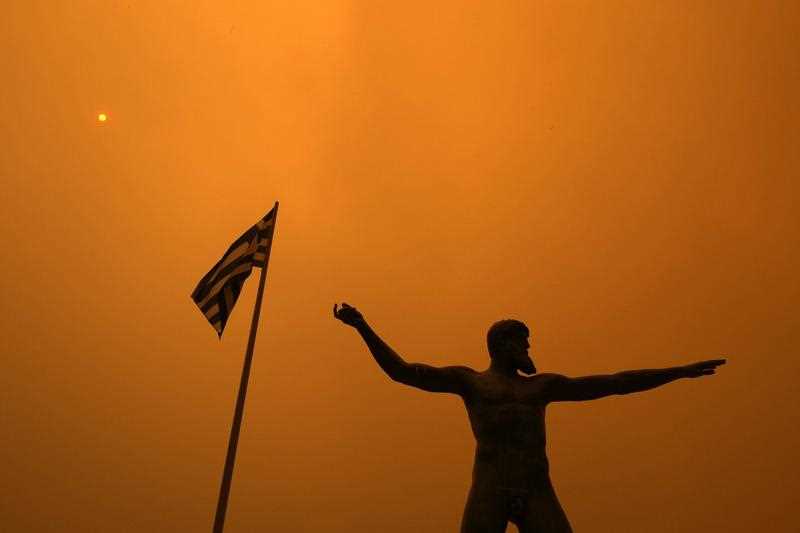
[191,207,276,337]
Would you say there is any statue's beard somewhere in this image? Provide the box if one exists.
[517,355,536,375]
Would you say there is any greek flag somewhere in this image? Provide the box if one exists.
[191,207,276,337]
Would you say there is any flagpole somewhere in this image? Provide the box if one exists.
[213,201,279,533]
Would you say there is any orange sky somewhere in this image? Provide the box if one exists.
[2,2,798,531]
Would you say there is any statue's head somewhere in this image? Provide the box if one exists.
[487,319,536,375]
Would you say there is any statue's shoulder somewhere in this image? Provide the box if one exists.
[524,372,566,394]
[531,372,564,382]
[451,365,480,381]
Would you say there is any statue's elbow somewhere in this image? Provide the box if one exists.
[610,376,630,395]
[385,363,413,385]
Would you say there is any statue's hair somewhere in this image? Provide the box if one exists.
[486,319,529,358]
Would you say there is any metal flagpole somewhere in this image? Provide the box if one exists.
[212,201,279,533]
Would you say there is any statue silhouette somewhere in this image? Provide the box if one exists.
[333,302,725,533]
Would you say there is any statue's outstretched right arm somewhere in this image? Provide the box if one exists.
[333,302,473,394]
[541,359,726,402]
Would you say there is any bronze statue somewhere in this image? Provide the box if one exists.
[334,302,725,532]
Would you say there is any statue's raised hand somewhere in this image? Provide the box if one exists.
[683,359,726,378]
[333,302,365,327]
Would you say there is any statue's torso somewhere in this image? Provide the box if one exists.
[462,372,552,490]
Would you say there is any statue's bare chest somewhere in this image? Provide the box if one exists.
[463,374,548,443]
[467,373,546,405]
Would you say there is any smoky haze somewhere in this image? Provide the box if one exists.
[2,1,798,532]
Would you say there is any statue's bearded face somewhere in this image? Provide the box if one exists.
[498,334,536,375]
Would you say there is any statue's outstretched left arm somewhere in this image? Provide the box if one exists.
[333,302,474,395]
[542,359,726,402]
